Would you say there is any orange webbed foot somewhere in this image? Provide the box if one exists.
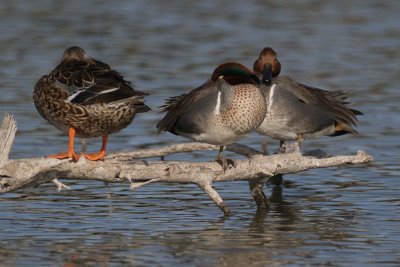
[47,152,80,162]
[82,151,106,161]
[47,128,80,162]
[82,134,108,161]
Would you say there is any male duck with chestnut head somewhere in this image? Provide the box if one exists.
[253,47,362,152]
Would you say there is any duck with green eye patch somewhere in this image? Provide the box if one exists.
[157,62,268,170]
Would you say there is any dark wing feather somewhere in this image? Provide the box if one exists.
[274,76,362,126]
[50,58,147,105]
[156,80,213,134]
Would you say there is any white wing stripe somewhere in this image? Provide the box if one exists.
[214,90,222,115]
[268,84,276,111]
[66,91,83,102]
[97,87,120,94]
[65,87,120,103]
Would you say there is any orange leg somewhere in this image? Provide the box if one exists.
[82,134,108,161]
[47,127,80,161]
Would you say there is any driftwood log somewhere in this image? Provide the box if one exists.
[0,114,373,214]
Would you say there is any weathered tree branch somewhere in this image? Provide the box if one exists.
[0,114,373,214]
[109,142,262,159]
[0,113,17,163]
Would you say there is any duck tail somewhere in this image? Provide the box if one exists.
[116,95,151,113]
[349,108,363,116]
[135,103,151,113]
[330,121,359,137]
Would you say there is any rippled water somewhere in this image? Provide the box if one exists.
[1,0,399,266]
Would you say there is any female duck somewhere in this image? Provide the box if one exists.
[33,46,150,161]
[157,62,267,169]
[253,47,362,150]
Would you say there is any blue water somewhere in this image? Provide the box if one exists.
[0,0,399,266]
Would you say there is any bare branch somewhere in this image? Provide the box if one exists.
[109,142,217,159]
[52,178,71,192]
[108,142,262,159]
[0,114,373,214]
[198,181,231,215]
[0,113,17,163]
[0,148,373,192]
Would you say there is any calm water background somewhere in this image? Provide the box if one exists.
[0,0,399,266]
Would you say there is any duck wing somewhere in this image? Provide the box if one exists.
[156,80,213,134]
[273,76,362,126]
[50,58,148,105]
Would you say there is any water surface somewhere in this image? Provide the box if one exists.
[0,0,399,266]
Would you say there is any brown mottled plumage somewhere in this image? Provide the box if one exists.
[33,46,150,161]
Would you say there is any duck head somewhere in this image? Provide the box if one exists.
[62,46,87,61]
[253,47,281,78]
[211,62,260,86]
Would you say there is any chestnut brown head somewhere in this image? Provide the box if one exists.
[253,47,281,77]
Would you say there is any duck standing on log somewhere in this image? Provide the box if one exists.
[157,62,268,169]
[33,46,150,161]
[253,47,362,152]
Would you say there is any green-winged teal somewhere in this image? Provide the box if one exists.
[253,47,362,150]
[157,62,267,168]
[33,46,150,161]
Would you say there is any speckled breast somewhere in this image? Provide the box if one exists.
[220,84,267,135]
